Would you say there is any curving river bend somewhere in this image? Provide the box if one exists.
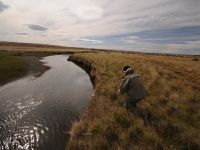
[0,55,93,150]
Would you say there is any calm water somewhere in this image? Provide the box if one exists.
[0,55,93,150]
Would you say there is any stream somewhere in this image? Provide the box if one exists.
[0,55,93,150]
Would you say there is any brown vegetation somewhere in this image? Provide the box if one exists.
[0,41,91,53]
[68,52,200,150]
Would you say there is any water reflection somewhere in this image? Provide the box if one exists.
[0,55,93,150]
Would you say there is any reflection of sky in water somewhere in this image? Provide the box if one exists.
[0,55,93,150]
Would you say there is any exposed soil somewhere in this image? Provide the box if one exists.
[22,56,50,77]
[68,55,98,88]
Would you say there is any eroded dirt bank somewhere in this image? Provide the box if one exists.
[68,55,99,88]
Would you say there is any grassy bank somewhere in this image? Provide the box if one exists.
[68,52,200,150]
[0,53,28,85]
[0,51,52,85]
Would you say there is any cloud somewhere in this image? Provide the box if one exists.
[120,26,200,45]
[120,36,140,44]
[27,24,48,31]
[70,5,103,21]
[16,32,29,35]
[65,37,103,44]
[0,0,200,54]
[78,38,103,44]
[0,1,9,13]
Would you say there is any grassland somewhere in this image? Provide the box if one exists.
[0,50,53,85]
[1,42,200,149]
[0,52,29,85]
[0,41,91,53]
[0,42,91,85]
[68,52,200,150]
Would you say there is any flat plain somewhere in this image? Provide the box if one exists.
[68,52,200,150]
[0,42,200,150]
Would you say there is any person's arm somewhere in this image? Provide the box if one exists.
[119,78,129,94]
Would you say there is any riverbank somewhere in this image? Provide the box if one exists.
[68,56,99,87]
[0,41,95,85]
[0,51,50,86]
[67,52,200,150]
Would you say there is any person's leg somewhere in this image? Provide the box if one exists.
[133,98,143,107]
[124,98,131,110]
[124,98,137,112]
[125,99,143,113]
[131,101,137,108]
[128,100,137,113]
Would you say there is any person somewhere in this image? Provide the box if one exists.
[119,65,147,111]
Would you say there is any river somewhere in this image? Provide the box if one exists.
[0,55,93,150]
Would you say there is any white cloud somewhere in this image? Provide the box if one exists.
[68,37,103,44]
[76,38,103,44]
[120,36,140,44]
[69,4,103,21]
[0,0,200,54]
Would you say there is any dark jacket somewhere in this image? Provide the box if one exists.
[120,73,146,100]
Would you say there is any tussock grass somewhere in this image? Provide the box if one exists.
[68,52,200,150]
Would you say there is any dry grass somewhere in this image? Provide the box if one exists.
[0,42,91,53]
[68,52,200,150]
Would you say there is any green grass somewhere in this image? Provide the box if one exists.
[0,54,28,85]
[68,52,200,150]
[0,49,67,85]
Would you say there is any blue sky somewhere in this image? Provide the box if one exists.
[0,0,200,54]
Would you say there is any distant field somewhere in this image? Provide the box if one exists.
[0,41,91,53]
[68,52,200,150]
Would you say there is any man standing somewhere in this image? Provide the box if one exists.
[119,65,147,111]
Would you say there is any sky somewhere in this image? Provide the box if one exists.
[0,0,200,54]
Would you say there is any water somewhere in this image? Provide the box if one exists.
[0,55,93,150]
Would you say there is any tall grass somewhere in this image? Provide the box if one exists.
[68,52,200,150]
